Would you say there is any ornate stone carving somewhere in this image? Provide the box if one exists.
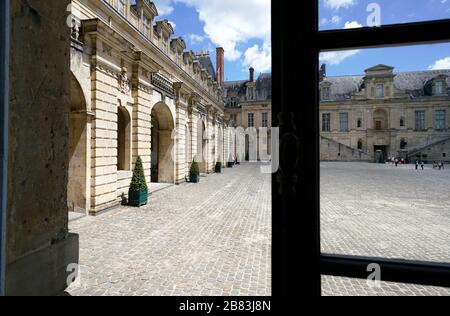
[118,67,130,94]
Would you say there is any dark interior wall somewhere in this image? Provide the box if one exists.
[6,0,78,296]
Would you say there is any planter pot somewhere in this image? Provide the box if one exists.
[227,162,234,168]
[215,163,222,173]
[190,173,200,183]
[128,190,148,207]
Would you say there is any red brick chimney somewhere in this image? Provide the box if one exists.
[249,67,255,82]
[216,47,225,87]
[319,64,326,82]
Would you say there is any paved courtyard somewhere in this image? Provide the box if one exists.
[321,162,450,296]
[67,163,271,296]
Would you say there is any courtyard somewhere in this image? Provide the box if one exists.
[321,162,450,296]
[67,163,271,296]
[66,162,450,296]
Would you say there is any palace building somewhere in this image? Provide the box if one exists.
[69,0,234,215]
[319,64,450,163]
[224,69,273,161]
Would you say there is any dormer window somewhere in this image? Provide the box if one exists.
[376,83,384,98]
[143,16,151,38]
[118,0,126,16]
[434,80,445,95]
[322,86,331,100]
[162,36,168,54]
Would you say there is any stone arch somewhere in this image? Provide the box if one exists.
[217,125,224,164]
[197,119,208,173]
[68,73,90,213]
[151,102,175,183]
[357,139,363,150]
[373,108,388,130]
[117,106,131,171]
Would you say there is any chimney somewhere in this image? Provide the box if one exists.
[216,47,225,87]
[319,64,326,82]
[249,67,255,82]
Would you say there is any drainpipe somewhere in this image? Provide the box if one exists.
[0,0,10,297]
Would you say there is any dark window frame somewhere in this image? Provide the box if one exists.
[272,1,450,296]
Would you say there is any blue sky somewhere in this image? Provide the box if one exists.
[151,0,450,80]
[319,0,450,76]
[152,0,271,81]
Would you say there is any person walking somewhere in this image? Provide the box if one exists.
[421,161,425,170]
[415,160,419,170]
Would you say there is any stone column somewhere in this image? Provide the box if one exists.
[6,0,78,296]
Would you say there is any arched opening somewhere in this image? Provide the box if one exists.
[117,106,131,171]
[373,108,388,130]
[185,124,191,168]
[197,119,208,173]
[151,102,175,183]
[68,74,88,213]
[357,139,363,150]
[217,126,224,165]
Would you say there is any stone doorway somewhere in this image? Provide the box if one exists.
[374,145,388,163]
[151,102,175,183]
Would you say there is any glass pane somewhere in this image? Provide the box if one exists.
[319,0,450,31]
[320,43,450,266]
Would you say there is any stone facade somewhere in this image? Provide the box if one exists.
[224,70,272,161]
[320,64,450,163]
[69,0,232,215]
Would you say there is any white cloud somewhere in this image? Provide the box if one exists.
[187,33,205,44]
[171,0,271,62]
[429,56,450,70]
[331,15,342,24]
[344,20,363,29]
[168,20,176,29]
[324,0,357,10]
[152,0,175,16]
[243,42,272,73]
[319,50,360,65]
[442,0,448,4]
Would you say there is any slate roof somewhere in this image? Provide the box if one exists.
[196,54,216,80]
[224,73,272,103]
[321,69,450,101]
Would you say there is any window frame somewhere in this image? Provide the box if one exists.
[339,112,348,132]
[272,1,450,296]
[435,110,446,130]
[415,110,426,131]
[248,113,255,128]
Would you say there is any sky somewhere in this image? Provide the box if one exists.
[152,0,271,81]
[151,0,450,80]
[319,0,450,76]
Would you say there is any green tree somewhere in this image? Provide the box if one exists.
[129,156,148,192]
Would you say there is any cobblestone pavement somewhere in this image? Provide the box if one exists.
[321,162,450,296]
[67,163,271,296]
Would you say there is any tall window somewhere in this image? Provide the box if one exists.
[435,110,446,130]
[357,118,362,128]
[376,83,384,98]
[357,140,363,150]
[415,111,426,131]
[434,81,445,95]
[339,113,348,132]
[262,112,268,128]
[322,113,331,132]
[400,116,405,127]
[248,113,255,127]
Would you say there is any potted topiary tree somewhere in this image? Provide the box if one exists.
[227,154,234,168]
[215,161,222,173]
[189,158,200,183]
[128,156,148,207]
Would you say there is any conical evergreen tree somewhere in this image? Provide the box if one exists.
[129,156,148,192]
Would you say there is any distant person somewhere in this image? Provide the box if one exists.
[395,158,398,167]
[421,161,425,170]
[442,161,445,170]
[415,160,419,170]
